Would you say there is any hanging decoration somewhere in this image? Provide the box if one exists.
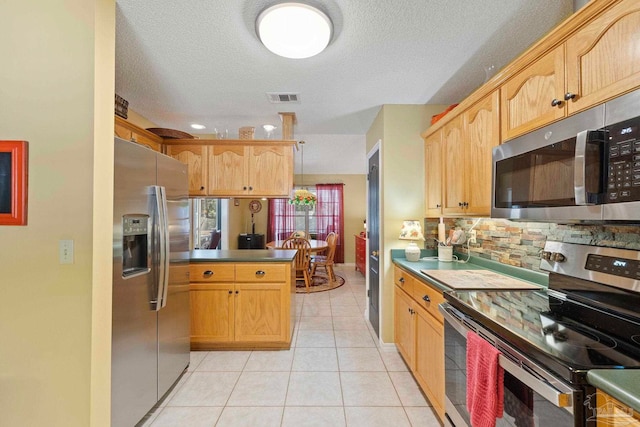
[289,140,316,206]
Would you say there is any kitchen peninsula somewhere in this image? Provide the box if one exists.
[189,250,297,350]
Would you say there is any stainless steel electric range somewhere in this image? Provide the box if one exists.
[439,241,640,427]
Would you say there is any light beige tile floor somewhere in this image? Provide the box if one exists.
[141,265,441,427]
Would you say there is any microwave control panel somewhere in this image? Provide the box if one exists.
[606,116,640,203]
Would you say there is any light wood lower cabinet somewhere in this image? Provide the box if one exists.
[596,390,640,426]
[189,261,295,349]
[393,265,445,421]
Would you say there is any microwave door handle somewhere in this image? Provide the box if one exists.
[574,130,590,205]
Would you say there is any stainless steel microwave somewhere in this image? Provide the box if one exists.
[492,88,640,222]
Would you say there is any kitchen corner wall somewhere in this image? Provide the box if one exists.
[425,218,640,272]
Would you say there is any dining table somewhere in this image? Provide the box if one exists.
[266,239,328,253]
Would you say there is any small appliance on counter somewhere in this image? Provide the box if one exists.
[238,233,265,249]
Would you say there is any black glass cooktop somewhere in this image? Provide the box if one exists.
[444,285,640,384]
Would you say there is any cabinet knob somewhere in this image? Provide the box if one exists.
[203,270,214,278]
[463,202,469,207]
[436,204,441,208]
[228,290,233,294]
[243,186,248,190]
[422,295,430,303]
[235,290,239,294]
[249,186,253,191]
[564,92,576,101]
[458,202,464,207]
[551,98,563,107]
[200,186,205,191]
[255,270,266,276]
[399,277,405,284]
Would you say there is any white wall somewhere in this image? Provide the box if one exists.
[0,1,115,426]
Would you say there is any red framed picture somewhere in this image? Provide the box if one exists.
[0,141,28,225]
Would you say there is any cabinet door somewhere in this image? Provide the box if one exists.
[190,283,234,345]
[566,0,640,115]
[234,283,288,342]
[414,305,445,421]
[424,131,443,217]
[501,45,566,141]
[596,390,640,427]
[394,286,415,370]
[166,145,208,196]
[248,145,293,197]
[132,132,162,152]
[441,116,466,215]
[463,91,500,216]
[208,145,249,196]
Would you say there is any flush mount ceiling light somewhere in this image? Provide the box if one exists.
[190,123,206,130]
[256,3,332,59]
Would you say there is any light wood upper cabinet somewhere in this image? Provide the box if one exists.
[565,0,640,115]
[114,116,163,152]
[165,144,208,196]
[208,145,248,196]
[500,45,566,141]
[247,144,293,197]
[424,131,443,217]
[463,91,500,216]
[441,116,465,215]
[207,144,293,197]
[165,140,295,198]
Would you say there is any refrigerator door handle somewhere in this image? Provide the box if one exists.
[152,185,170,311]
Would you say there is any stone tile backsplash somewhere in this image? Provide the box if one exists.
[424,218,640,272]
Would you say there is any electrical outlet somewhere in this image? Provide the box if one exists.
[59,239,74,264]
[469,230,477,244]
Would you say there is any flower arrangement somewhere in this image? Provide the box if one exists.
[289,189,317,206]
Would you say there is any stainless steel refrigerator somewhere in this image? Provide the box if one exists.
[112,138,190,427]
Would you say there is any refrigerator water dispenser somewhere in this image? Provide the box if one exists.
[122,214,150,277]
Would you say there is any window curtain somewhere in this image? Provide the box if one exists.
[315,183,344,263]
[267,198,297,242]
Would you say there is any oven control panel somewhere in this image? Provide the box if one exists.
[586,254,640,280]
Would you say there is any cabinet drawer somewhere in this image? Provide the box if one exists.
[190,263,235,282]
[236,263,286,282]
[394,267,415,295]
[412,280,445,324]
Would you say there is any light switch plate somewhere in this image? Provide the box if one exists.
[59,239,74,264]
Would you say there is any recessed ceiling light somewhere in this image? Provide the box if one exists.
[256,3,332,59]
[190,123,206,130]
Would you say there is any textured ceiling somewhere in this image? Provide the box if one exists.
[115,0,574,137]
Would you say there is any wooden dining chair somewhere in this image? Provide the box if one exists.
[311,232,338,282]
[281,237,312,292]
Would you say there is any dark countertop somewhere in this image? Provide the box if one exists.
[391,249,548,291]
[587,370,640,413]
[190,249,296,262]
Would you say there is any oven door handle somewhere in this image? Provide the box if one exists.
[440,304,574,411]
[498,354,573,409]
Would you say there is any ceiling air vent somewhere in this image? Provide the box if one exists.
[266,93,300,103]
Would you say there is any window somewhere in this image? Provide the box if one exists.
[268,184,344,262]
[190,198,221,249]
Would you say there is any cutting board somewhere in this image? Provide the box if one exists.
[420,269,541,290]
